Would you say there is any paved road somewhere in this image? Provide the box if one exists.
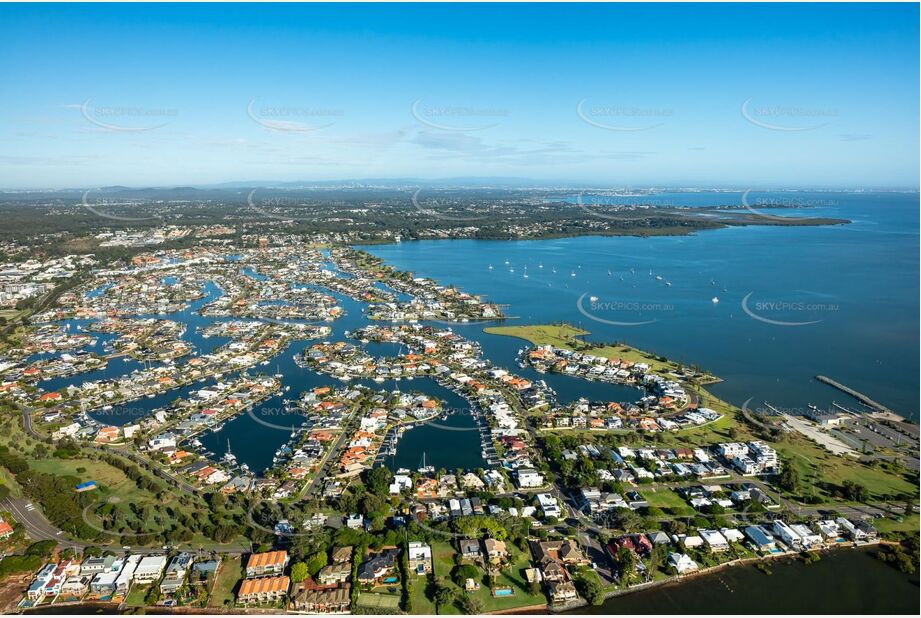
[0,496,86,550]
[301,405,362,500]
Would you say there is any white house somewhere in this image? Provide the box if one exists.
[699,529,729,552]
[772,520,802,549]
[667,552,699,575]
[790,524,823,549]
[148,433,177,450]
[133,555,168,584]
[816,520,841,540]
[536,493,561,518]
[115,555,141,595]
[516,469,544,489]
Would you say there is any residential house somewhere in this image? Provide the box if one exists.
[483,538,508,565]
[406,542,432,575]
[317,563,351,586]
[356,549,399,584]
[547,580,578,604]
[160,553,194,594]
[459,539,482,562]
[237,575,290,604]
[667,552,699,575]
[133,555,168,584]
[744,525,776,552]
[699,529,729,552]
[246,550,289,578]
[290,582,350,613]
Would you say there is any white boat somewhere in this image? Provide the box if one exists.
[570,271,576,277]
[711,296,720,303]
[589,296,599,302]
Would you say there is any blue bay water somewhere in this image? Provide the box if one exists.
[366,192,920,418]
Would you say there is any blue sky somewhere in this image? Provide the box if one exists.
[1,2,918,188]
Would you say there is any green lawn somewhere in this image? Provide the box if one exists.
[208,556,241,608]
[427,541,545,613]
[484,323,680,376]
[644,488,695,515]
[872,515,920,537]
[29,457,133,492]
[469,552,546,612]
[483,324,588,348]
[124,584,150,607]
[774,435,918,500]
[356,592,401,611]
[408,573,437,615]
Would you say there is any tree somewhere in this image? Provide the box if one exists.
[615,547,637,585]
[777,464,799,493]
[459,593,483,614]
[434,580,456,610]
[290,562,309,583]
[451,563,479,587]
[574,571,604,605]
[306,551,328,577]
[841,481,869,502]
[364,466,394,497]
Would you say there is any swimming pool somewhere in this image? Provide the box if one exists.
[494,588,514,597]
[383,576,399,584]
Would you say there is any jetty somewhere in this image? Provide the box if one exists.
[815,375,895,416]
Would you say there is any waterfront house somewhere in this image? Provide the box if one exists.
[667,552,699,575]
[160,553,194,594]
[816,520,841,540]
[791,524,823,549]
[289,582,350,613]
[27,564,56,601]
[238,575,289,604]
[772,520,803,550]
[744,525,776,551]
[699,529,730,552]
[835,517,864,541]
[133,555,167,584]
[547,580,578,604]
[60,576,91,598]
[855,520,878,541]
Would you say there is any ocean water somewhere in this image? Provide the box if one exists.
[367,192,920,418]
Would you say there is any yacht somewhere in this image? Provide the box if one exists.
[711,296,720,304]
[589,295,599,302]
[223,439,237,464]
